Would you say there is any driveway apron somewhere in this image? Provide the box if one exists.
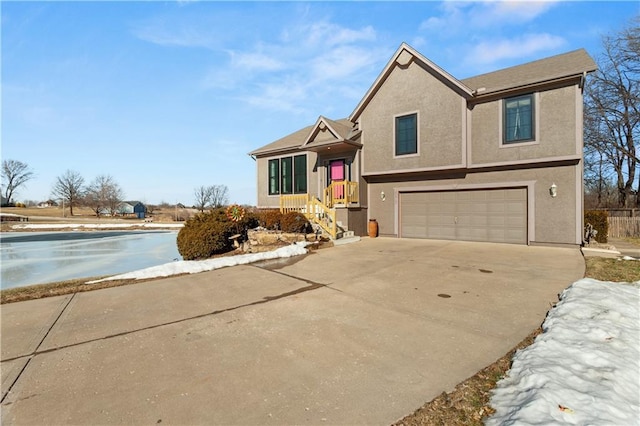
[1,238,585,425]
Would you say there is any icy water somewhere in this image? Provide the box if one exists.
[0,231,182,289]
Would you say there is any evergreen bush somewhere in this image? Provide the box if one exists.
[257,209,283,230]
[177,209,234,260]
[584,210,608,243]
[177,208,260,260]
[280,211,310,233]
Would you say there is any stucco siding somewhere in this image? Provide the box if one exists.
[470,85,580,165]
[255,151,319,208]
[366,164,580,245]
[360,61,465,174]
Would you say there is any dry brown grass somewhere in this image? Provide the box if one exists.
[1,205,95,218]
[624,237,640,246]
[0,206,185,223]
[584,257,640,282]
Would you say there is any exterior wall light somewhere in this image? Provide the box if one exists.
[380,191,386,201]
[550,183,557,198]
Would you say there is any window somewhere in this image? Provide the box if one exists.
[281,157,293,194]
[504,94,534,144]
[294,155,307,194]
[268,155,307,195]
[268,159,280,195]
[395,113,418,156]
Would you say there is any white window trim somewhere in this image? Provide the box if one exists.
[393,110,420,158]
[499,92,540,149]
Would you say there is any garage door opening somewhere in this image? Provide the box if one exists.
[399,188,527,244]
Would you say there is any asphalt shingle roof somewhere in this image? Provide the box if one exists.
[461,48,597,94]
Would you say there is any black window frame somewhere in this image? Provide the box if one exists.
[503,93,535,144]
[293,155,307,194]
[268,155,307,196]
[395,113,418,156]
[268,159,280,195]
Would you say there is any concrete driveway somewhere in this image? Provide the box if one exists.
[1,238,584,425]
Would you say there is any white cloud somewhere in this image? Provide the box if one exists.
[244,78,309,114]
[134,8,386,116]
[299,21,376,48]
[419,0,559,34]
[202,17,386,115]
[132,22,216,49]
[309,45,381,82]
[230,51,285,72]
[419,16,444,32]
[469,33,566,64]
[416,0,566,74]
[482,0,559,24]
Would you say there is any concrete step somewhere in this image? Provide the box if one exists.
[333,235,361,246]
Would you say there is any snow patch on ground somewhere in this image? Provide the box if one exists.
[619,255,639,261]
[86,242,311,284]
[487,278,640,425]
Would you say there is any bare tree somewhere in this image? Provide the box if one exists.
[85,175,124,217]
[584,17,640,207]
[194,185,214,212]
[51,170,85,216]
[194,185,229,211]
[210,184,229,208]
[1,160,34,204]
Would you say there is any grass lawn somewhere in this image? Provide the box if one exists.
[2,242,639,425]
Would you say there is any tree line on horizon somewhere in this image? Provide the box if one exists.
[0,163,230,217]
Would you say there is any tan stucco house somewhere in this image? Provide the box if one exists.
[249,43,597,246]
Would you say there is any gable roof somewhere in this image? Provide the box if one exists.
[461,48,597,96]
[302,116,356,147]
[350,43,474,122]
[248,124,315,157]
[249,118,354,157]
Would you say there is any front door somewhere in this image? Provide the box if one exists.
[329,160,345,200]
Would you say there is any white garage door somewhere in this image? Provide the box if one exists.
[400,188,527,244]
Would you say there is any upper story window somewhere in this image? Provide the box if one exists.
[268,154,307,195]
[395,113,418,156]
[503,94,534,144]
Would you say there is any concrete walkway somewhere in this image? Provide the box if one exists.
[1,238,585,425]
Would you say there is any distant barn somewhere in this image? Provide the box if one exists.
[117,201,146,219]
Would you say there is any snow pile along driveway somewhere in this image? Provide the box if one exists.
[86,242,310,283]
[487,278,640,425]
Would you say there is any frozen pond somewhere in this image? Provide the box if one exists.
[0,231,182,289]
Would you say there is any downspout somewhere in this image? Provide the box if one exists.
[579,71,587,92]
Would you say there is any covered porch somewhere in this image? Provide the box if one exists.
[280,180,359,239]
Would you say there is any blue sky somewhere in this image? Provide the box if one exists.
[2,1,638,206]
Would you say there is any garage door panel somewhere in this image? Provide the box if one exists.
[404,226,428,238]
[428,226,456,240]
[458,227,488,241]
[400,188,527,244]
